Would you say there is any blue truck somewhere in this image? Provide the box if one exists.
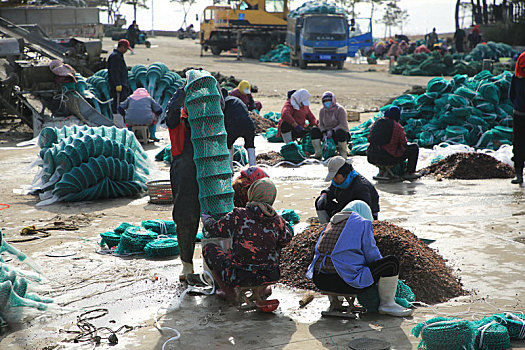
[286,13,372,69]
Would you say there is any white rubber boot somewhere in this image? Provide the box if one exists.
[316,210,330,224]
[179,261,194,281]
[228,148,234,172]
[312,139,323,160]
[282,132,293,144]
[338,142,348,159]
[378,275,413,317]
[247,148,256,166]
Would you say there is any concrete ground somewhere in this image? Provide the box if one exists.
[0,37,524,349]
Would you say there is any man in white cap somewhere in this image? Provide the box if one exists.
[315,156,380,223]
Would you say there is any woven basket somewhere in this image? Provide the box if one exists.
[146,180,173,204]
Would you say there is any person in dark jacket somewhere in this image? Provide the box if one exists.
[221,89,257,169]
[510,51,525,184]
[166,86,201,281]
[117,88,162,141]
[127,20,138,50]
[315,156,380,223]
[201,178,292,301]
[367,106,421,179]
[107,39,131,113]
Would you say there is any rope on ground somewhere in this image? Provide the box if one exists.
[154,270,216,350]
[0,204,9,211]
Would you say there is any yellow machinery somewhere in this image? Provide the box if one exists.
[200,0,288,58]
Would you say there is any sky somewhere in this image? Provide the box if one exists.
[108,0,472,37]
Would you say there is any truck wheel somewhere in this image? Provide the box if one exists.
[145,41,151,48]
[211,46,222,56]
[336,61,344,70]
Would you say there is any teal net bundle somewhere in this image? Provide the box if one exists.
[411,317,476,350]
[144,238,179,258]
[100,220,177,250]
[0,280,50,312]
[100,231,122,249]
[184,69,234,220]
[350,71,515,155]
[141,220,176,235]
[472,317,511,350]
[493,312,525,340]
[277,209,300,224]
[262,111,281,124]
[115,226,158,254]
[33,126,149,205]
[288,1,346,18]
[280,142,307,164]
[155,145,172,164]
[233,145,248,166]
[264,127,283,143]
[356,280,415,312]
[259,44,291,63]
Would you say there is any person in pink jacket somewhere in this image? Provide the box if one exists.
[310,91,350,159]
[277,89,318,143]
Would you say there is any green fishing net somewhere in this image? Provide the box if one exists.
[259,44,290,63]
[301,133,315,155]
[472,317,511,350]
[144,238,179,258]
[185,70,234,220]
[493,313,525,340]
[114,222,134,235]
[322,138,337,160]
[411,317,475,350]
[288,1,346,18]
[277,209,300,224]
[141,220,176,235]
[356,280,415,313]
[0,280,48,311]
[280,142,307,164]
[265,127,283,143]
[100,231,122,249]
[115,226,158,254]
[233,145,248,166]
[262,111,281,124]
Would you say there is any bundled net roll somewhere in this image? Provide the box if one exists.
[115,226,158,254]
[472,317,511,350]
[280,142,307,164]
[114,222,134,235]
[277,209,300,224]
[141,220,176,235]
[100,231,122,249]
[184,70,234,220]
[411,317,475,350]
[493,312,525,340]
[144,238,179,258]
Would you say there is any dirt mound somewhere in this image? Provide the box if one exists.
[256,151,284,166]
[279,221,466,304]
[249,112,276,133]
[421,152,514,179]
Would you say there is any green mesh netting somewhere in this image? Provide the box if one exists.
[0,280,49,311]
[265,127,283,143]
[288,1,346,18]
[411,317,476,350]
[277,209,300,224]
[493,313,525,340]
[100,231,122,249]
[300,133,315,154]
[263,111,281,124]
[356,280,415,312]
[259,44,290,63]
[233,145,248,166]
[184,70,234,219]
[280,142,307,164]
[144,238,179,258]
[115,222,134,234]
[155,145,172,164]
[322,138,337,160]
[141,220,176,235]
[115,226,158,254]
[472,317,511,350]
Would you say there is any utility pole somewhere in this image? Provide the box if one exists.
[151,0,154,36]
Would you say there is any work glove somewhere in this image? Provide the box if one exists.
[295,125,304,132]
[201,213,212,224]
[116,85,123,93]
[326,130,333,139]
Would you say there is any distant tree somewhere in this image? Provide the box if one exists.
[99,0,148,24]
[378,1,409,37]
[170,0,197,29]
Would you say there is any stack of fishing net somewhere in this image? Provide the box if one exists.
[464,42,518,62]
[411,313,523,350]
[31,126,149,205]
[356,280,415,313]
[277,209,300,235]
[280,142,307,164]
[184,69,234,221]
[350,70,514,155]
[288,1,345,18]
[155,145,173,164]
[300,133,337,160]
[259,44,291,63]
[100,220,179,257]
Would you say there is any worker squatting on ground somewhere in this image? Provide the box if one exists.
[310,91,350,160]
[306,200,413,317]
[221,89,257,170]
[277,89,318,144]
[107,39,132,113]
[316,156,380,223]
[231,166,269,207]
[367,106,421,180]
[117,88,162,142]
[229,80,262,112]
[165,86,201,281]
[201,178,293,302]
[510,51,525,184]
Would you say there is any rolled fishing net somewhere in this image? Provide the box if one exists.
[277,209,300,224]
[115,226,158,254]
[0,280,48,311]
[411,317,475,350]
[141,220,176,235]
[0,230,43,275]
[280,142,307,164]
[493,312,525,340]
[184,70,234,219]
[322,138,337,160]
[350,70,515,155]
[472,317,510,350]
[100,231,122,249]
[356,280,415,313]
[144,238,179,258]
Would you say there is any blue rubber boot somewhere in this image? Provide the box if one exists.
[149,124,159,142]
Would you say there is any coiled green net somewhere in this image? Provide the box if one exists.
[185,70,234,220]
[472,317,510,350]
[144,238,179,258]
[280,142,307,164]
[115,226,158,254]
[100,231,122,249]
[493,312,525,340]
[141,220,176,235]
[411,317,475,350]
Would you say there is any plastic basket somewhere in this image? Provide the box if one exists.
[146,180,173,204]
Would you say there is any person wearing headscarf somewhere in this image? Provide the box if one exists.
[201,178,292,301]
[306,201,413,317]
[278,89,318,143]
[229,80,262,112]
[310,91,350,159]
[509,51,525,184]
[231,166,270,207]
[316,156,380,223]
[118,88,163,141]
[366,106,421,180]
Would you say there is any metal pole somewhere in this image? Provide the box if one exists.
[151,0,154,36]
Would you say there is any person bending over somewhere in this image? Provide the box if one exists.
[229,80,262,112]
[277,89,318,144]
[118,88,162,142]
[231,166,269,207]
